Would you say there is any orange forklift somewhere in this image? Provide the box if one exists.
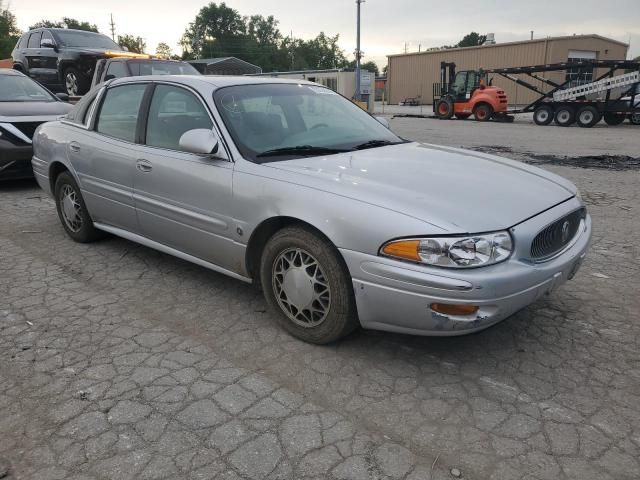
[433,62,509,121]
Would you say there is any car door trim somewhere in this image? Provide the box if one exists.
[93,222,252,283]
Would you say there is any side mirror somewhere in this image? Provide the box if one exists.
[40,39,56,49]
[375,116,390,129]
[55,92,69,101]
[179,129,220,155]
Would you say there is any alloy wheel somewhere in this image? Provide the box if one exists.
[272,248,331,328]
[60,184,83,232]
[65,72,78,96]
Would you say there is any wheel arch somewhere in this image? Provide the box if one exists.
[12,62,24,72]
[245,216,341,281]
[48,161,72,193]
[472,100,493,113]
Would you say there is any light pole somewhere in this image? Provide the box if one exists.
[355,0,364,101]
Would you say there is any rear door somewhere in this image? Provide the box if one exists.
[132,83,236,270]
[70,83,149,233]
[24,32,43,80]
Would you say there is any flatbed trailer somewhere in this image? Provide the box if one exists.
[481,60,640,127]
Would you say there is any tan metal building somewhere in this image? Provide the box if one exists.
[387,34,629,106]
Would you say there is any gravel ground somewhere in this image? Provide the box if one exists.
[1,119,639,480]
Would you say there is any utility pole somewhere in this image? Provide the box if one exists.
[109,14,116,41]
[530,30,534,40]
[355,0,364,101]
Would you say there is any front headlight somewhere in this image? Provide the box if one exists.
[380,231,513,268]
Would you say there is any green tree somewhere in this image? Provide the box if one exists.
[348,60,379,75]
[118,34,146,54]
[0,1,21,59]
[29,17,98,32]
[155,42,172,58]
[455,32,487,48]
[180,2,246,59]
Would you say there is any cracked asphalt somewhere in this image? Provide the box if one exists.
[1,120,639,479]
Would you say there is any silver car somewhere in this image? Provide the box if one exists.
[32,75,591,343]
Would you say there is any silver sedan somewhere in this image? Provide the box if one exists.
[32,75,591,343]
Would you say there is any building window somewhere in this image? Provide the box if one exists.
[566,50,596,87]
[325,77,337,92]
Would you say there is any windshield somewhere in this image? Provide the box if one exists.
[54,30,122,50]
[213,83,404,162]
[130,61,199,76]
[0,75,55,102]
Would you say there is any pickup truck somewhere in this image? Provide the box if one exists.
[91,57,200,89]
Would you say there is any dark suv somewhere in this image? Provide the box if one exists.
[11,28,125,96]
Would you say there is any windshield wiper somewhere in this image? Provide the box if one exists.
[353,139,405,150]
[256,145,350,158]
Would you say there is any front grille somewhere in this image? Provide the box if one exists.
[12,122,44,140]
[531,208,585,260]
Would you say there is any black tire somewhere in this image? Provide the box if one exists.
[533,105,554,126]
[473,103,492,122]
[576,106,601,128]
[603,112,625,126]
[63,66,90,96]
[259,226,358,344]
[435,97,454,119]
[454,113,471,120]
[54,172,103,243]
[554,106,575,126]
[630,113,640,125]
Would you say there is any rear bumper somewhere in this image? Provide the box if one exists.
[0,141,34,180]
[341,200,591,336]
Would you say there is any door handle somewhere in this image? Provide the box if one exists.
[136,159,153,173]
[69,142,80,153]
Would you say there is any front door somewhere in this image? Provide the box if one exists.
[73,83,148,233]
[133,83,236,270]
[37,31,59,86]
[24,32,43,81]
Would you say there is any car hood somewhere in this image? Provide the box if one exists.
[267,142,577,233]
[0,101,72,120]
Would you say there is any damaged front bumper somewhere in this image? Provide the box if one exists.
[341,198,591,336]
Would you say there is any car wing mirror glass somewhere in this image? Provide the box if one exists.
[179,129,221,156]
[40,39,56,49]
[375,116,390,129]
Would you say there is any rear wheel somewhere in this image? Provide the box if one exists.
[259,226,358,344]
[576,106,601,128]
[533,105,554,126]
[435,97,454,119]
[603,112,625,126]
[54,172,103,243]
[554,106,575,127]
[630,113,640,125]
[473,103,492,122]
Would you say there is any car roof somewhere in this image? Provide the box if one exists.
[27,27,104,35]
[0,68,24,77]
[109,74,319,90]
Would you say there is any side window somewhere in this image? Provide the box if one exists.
[27,32,42,49]
[145,85,213,151]
[105,62,128,80]
[96,84,147,142]
[41,31,54,46]
[17,34,27,49]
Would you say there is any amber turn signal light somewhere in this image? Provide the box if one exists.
[431,303,479,316]
[381,240,421,262]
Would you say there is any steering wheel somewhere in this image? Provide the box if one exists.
[311,123,329,130]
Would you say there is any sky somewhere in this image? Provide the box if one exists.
[10,0,640,68]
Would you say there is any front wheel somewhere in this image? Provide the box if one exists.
[54,172,103,243]
[630,113,640,125]
[259,227,358,344]
[435,97,454,119]
[63,67,89,96]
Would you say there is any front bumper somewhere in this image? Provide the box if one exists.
[341,198,591,336]
[0,140,34,180]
